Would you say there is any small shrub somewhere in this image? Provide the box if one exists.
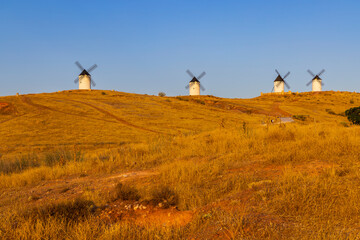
[150,185,178,208]
[43,149,83,167]
[101,92,106,95]
[193,99,205,105]
[176,96,189,101]
[109,183,140,201]
[345,106,360,125]
[22,198,96,222]
[158,92,166,97]
[293,115,307,121]
[350,99,354,104]
[340,122,349,127]
[0,154,40,175]
[318,131,326,138]
[242,121,248,134]
[326,109,336,115]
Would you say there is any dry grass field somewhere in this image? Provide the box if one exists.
[1,90,360,239]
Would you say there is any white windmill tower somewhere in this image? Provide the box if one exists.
[74,61,97,90]
[185,70,206,96]
[306,69,325,92]
[272,69,291,93]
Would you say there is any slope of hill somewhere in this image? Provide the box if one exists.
[1,90,360,239]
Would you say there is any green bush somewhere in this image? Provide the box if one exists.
[345,106,360,125]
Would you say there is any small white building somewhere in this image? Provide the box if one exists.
[74,62,97,90]
[189,77,200,96]
[311,76,322,92]
[274,75,285,93]
[307,69,325,92]
[273,70,290,93]
[186,70,206,96]
[78,70,91,90]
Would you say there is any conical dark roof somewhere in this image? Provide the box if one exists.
[274,75,284,82]
[79,69,90,76]
[312,75,322,80]
[190,77,200,83]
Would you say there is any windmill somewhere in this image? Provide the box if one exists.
[307,69,325,92]
[185,70,206,96]
[74,61,97,90]
[272,69,290,93]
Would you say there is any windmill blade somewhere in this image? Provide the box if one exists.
[306,80,313,86]
[307,69,315,77]
[91,79,96,87]
[283,72,290,79]
[197,72,206,80]
[87,64,98,73]
[200,83,205,91]
[275,69,281,76]
[186,70,195,78]
[284,80,290,89]
[75,61,85,71]
[318,69,325,76]
[185,84,190,89]
[271,87,274,92]
[321,82,325,86]
[276,81,281,87]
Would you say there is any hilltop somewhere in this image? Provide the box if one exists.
[1,90,360,239]
[0,90,357,155]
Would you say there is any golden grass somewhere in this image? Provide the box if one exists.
[1,90,360,239]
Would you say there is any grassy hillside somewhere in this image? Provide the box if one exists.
[1,90,360,239]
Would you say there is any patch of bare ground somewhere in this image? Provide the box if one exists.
[99,203,193,227]
[0,170,157,212]
[0,102,17,115]
[0,168,195,228]
[271,101,292,117]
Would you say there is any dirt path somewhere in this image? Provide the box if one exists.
[62,98,165,135]
[270,102,292,117]
[20,96,120,124]
[0,113,27,124]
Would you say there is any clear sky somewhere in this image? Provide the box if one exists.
[1,0,360,98]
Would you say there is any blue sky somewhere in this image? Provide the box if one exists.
[1,0,360,98]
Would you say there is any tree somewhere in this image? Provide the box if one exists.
[158,92,166,97]
[345,107,360,125]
